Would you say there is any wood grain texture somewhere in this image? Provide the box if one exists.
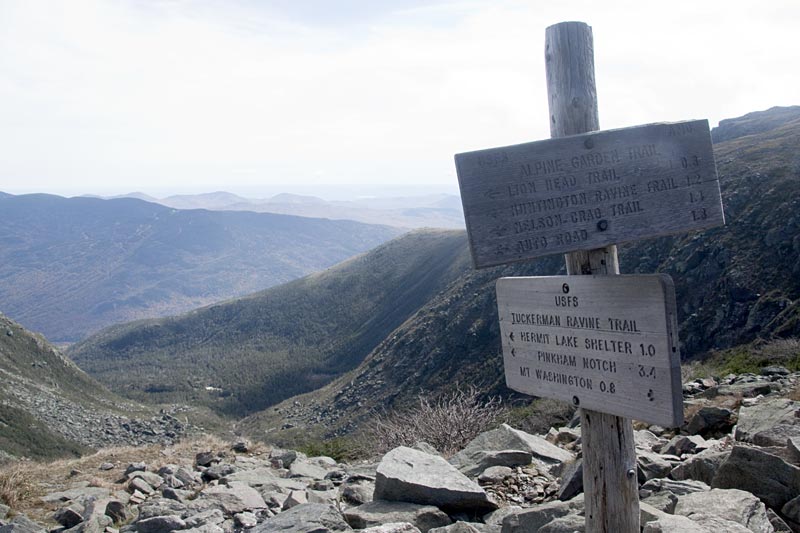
[496,274,683,426]
[455,119,724,268]
[546,21,639,533]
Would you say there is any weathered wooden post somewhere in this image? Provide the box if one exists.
[453,19,724,533]
[545,21,638,533]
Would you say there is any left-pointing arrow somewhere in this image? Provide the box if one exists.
[509,332,515,342]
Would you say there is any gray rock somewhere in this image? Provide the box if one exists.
[428,522,482,533]
[99,463,115,471]
[685,407,737,436]
[637,450,675,481]
[537,513,584,533]
[482,507,521,530]
[225,468,303,492]
[181,526,224,533]
[137,499,187,520]
[450,425,573,477]
[670,451,730,485]
[456,451,532,478]
[362,524,421,533]
[660,435,708,456]
[761,366,790,377]
[54,507,85,529]
[343,502,450,533]
[0,515,46,533]
[736,398,800,446]
[340,480,375,506]
[477,467,513,484]
[282,490,308,511]
[128,478,154,496]
[635,430,667,452]
[232,440,251,453]
[195,452,218,468]
[500,495,584,533]
[766,509,792,532]
[685,514,753,533]
[557,460,582,501]
[0,506,9,521]
[234,513,258,529]
[184,510,225,529]
[788,437,800,463]
[203,464,236,481]
[375,447,496,513]
[712,445,800,509]
[269,450,299,469]
[201,482,268,513]
[642,514,711,532]
[781,494,800,523]
[641,478,709,496]
[289,460,328,481]
[133,515,186,533]
[254,503,351,533]
[162,488,193,503]
[41,488,112,504]
[125,463,147,476]
[641,492,678,514]
[412,443,440,456]
[674,488,773,533]
[128,472,165,490]
[307,489,338,506]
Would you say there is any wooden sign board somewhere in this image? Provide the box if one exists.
[497,274,683,427]
[456,120,724,268]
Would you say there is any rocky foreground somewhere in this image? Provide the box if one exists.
[4,368,800,533]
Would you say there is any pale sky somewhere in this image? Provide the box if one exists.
[0,0,797,199]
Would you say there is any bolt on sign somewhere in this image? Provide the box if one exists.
[455,120,724,268]
[497,274,682,427]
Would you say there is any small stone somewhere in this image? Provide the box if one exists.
[234,513,258,529]
[99,463,114,471]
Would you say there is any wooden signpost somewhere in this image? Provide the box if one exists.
[454,21,725,533]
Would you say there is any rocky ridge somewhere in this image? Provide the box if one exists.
[5,367,800,533]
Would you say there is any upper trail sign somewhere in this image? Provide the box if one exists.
[455,120,724,268]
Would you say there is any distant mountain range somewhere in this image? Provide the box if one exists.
[0,194,401,342]
[99,191,466,229]
[67,106,800,442]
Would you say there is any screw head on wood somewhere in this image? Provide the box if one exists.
[626,469,636,478]
[597,219,608,231]
[584,137,594,149]
[572,396,580,406]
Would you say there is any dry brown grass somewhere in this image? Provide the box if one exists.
[0,463,35,509]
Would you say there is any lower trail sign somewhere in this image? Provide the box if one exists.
[497,274,682,427]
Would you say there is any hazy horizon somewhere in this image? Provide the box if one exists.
[2,1,798,197]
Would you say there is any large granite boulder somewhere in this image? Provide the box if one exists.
[375,447,496,513]
[343,502,451,533]
[674,488,773,533]
[736,398,800,446]
[712,446,800,509]
[500,495,584,533]
[450,425,573,477]
[254,503,352,533]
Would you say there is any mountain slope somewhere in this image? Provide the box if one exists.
[0,194,401,342]
[68,230,472,416]
[0,313,189,461]
[235,106,800,439]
